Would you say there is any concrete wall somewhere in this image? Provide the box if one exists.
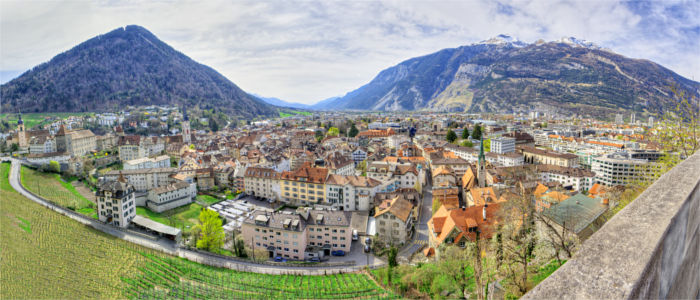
[524,151,700,299]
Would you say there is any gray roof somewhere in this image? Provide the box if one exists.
[131,215,181,236]
[543,193,607,234]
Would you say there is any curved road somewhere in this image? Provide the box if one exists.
[5,159,384,275]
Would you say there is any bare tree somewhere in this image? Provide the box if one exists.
[498,185,537,295]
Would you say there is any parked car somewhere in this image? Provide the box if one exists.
[364,245,371,253]
[352,230,358,241]
[331,250,345,256]
[308,257,321,262]
[274,256,287,262]
[364,237,372,245]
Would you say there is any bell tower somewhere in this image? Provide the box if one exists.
[182,106,191,144]
[17,112,27,148]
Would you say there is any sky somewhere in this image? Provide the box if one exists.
[1,0,699,104]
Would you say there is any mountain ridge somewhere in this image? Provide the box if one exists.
[318,35,700,117]
[0,25,276,118]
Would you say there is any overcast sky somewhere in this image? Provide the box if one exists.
[1,0,698,104]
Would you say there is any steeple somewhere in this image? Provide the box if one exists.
[478,135,485,164]
[17,112,24,126]
[182,106,189,121]
[477,136,486,188]
[16,111,27,148]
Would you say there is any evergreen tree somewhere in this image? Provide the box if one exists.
[446,129,457,143]
[472,124,482,140]
[348,124,359,137]
[462,127,470,139]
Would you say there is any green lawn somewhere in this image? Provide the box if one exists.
[530,259,566,286]
[136,202,204,233]
[2,163,393,298]
[196,194,222,205]
[279,110,312,118]
[0,112,92,129]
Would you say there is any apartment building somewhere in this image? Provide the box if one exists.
[490,137,515,154]
[374,196,414,245]
[103,168,177,193]
[244,167,281,201]
[96,175,136,228]
[537,164,596,191]
[28,136,57,154]
[124,155,170,170]
[145,180,195,213]
[325,174,383,211]
[591,151,663,186]
[280,166,328,205]
[241,209,353,260]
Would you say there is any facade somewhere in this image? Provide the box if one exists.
[537,164,596,191]
[241,209,353,260]
[28,136,57,154]
[519,146,579,168]
[25,152,71,165]
[490,137,515,154]
[426,203,501,256]
[17,114,27,148]
[280,166,328,205]
[591,151,663,186]
[96,175,136,228]
[351,148,367,166]
[244,167,281,201]
[103,168,177,192]
[124,155,170,170]
[146,180,196,213]
[55,125,97,157]
[325,174,383,211]
[374,196,414,245]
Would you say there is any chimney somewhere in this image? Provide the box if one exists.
[482,205,487,221]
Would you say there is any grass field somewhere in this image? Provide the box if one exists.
[136,202,204,233]
[0,112,92,129]
[20,166,97,219]
[1,162,394,299]
[196,194,222,205]
[279,110,313,118]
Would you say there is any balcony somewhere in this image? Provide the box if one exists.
[524,151,700,299]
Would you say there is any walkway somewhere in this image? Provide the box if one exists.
[5,159,385,275]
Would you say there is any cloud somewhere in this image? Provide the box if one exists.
[1,0,698,103]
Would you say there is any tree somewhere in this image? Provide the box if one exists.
[315,130,325,142]
[460,140,474,147]
[498,186,537,296]
[387,246,398,286]
[49,160,61,173]
[535,211,576,262]
[653,86,700,158]
[348,124,359,137]
[462,127,470,139]
[327,127,340,137]
[358,160,368,176]
[446,129,457,143]
[472,125,482,140]
[9,143,19,155]
[483,139,491,152]
[195,208,225,252]
[209,119,219,132]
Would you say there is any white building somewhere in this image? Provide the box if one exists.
[490,137,515,154]
[96,175,136,228]
[351,148,367,166]
[103,168,177,193]
[243,167,281,201]
[537,165,596,192]
[124,155,170,170]
[325,174,383,211]
[29,136,57,154]
[591,151,663,186]
[146,180,196,213]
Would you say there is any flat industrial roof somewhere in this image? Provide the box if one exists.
[131,215,181,236]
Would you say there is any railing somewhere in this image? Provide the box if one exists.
[524,151,700,299]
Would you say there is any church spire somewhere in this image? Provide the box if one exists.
[478,135,485,164]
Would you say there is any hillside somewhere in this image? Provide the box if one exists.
[0,25,276,118]
[319,35,700,117]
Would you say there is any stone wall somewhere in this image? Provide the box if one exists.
[524,151,700,299]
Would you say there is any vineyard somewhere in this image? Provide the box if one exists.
[20,166,97,218]
[1,162,395,299]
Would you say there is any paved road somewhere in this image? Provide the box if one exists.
[399,182,433,260]
[5,158,385,275]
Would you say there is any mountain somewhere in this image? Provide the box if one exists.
[253,94,311,109]
[0,25,276,118]
[310,96,342,110]
[320,35,700,117]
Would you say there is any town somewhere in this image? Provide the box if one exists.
[2,104,685,298]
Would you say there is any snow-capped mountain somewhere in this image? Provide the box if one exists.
[478,34,528,48]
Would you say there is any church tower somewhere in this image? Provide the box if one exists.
[477,136,486,188]
[17,113,27,149]
[182,106,191,144]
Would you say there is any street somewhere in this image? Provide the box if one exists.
[398,182,433,260]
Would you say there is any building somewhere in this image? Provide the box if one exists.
[540,193,608,242]
[591,151,663,186]
[280,166,328,205]
[351,148,367,166]
[182,107,192,144]
[146,180,196,213]
[17,113,27,149]
[426,203,501,256]
[615,113,623,124]
[118,136,146,161]
[25,152,71,166]
[55,125,96,157]
[243,167,281,201]
[490,137,515,154]
[241,208,354,261]
[103,168,177,193]
[325,174,383,211]
[124,155,170,170]
[519,146,579,168]
[96,174,136,228]
[28,135,57,154]
[324,152,355,176]
[374,196,414,245]
[537,164,596,191]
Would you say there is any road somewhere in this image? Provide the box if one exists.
[4,158,385,275]
[399,182,433,260]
